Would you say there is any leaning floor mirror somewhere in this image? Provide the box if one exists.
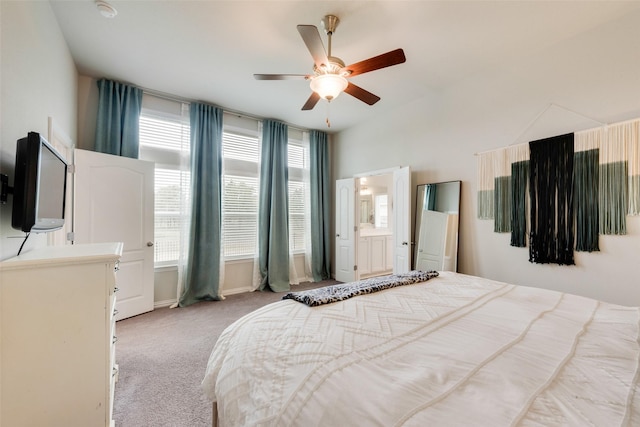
[413,181,461,272]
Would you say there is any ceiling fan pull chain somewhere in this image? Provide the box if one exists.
[326,102,331,128]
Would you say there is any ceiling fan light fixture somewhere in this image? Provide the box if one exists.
[310,74,348,101]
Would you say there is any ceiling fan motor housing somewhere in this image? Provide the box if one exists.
[314,56,347,76]
[322,15,340,35]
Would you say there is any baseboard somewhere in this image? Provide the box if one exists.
[154,282,311,306]
[221,285,254,297]
[221,279,317,296]
[154,299,177,309]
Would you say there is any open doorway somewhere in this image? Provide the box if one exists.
[356,173,394,279]
[334,166,410,283]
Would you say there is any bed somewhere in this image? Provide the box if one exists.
[202,271,640,426]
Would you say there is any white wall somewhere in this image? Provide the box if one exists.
[0,1,78,260]
[77,75,99,151]
[332,10,640,306]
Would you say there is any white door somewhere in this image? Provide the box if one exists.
[335,178,355,283]
[393,166,411,273]
[74,149,154,320]
[416,210,448,271]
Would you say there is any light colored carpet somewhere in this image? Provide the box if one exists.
[113,280,336,427]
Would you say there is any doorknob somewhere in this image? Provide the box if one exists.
[147,241,154,247]
[402,242,408,245]
[336,234,340,237]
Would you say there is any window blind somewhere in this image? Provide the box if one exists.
[222,132,260,258]
[287,138,310,253]
[139,107,190,265]
[153,168,190,263]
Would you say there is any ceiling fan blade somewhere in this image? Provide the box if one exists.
[297,25,329,68]
[254,74,310,80]
[301,92,321,110]
[343,48,406,77]
[344,82,381,106]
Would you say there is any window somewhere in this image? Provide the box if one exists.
[375,194,388,228]
[221,126,260,258]
[221,121,311,259]
[287,136,310,253]
[139,101,190,266]
[140,99,311,266]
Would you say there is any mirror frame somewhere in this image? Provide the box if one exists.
[413,180,461,272]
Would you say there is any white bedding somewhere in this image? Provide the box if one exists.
[202,272,640,426]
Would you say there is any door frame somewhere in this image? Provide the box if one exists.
[336,166,411,281]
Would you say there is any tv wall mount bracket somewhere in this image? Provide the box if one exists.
[1,173,13,204]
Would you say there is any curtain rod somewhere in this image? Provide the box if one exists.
[140,86,309,133]
[474,102,610,156]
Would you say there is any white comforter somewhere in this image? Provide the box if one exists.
[202,272,640,426]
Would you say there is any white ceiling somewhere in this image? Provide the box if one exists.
[50,0,640,133]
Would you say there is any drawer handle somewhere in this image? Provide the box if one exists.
[112,336,118,344]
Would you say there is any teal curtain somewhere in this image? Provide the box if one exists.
[309,130,331,281]
[494,176,511,232]
[510,161,528,247]
[600,161,628,235]
[258,120,290,292]
[424,184,437,210]
[179,103,223,307]
[95,78,142,158]
[575,150,600,251]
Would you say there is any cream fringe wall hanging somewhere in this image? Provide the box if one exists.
[476,150,497,220]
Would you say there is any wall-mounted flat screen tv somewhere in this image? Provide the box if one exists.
[12,132,68,233]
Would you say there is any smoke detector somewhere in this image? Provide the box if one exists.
[95,0,117,18]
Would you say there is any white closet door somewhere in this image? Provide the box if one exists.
[74,149,154,320]
[416,210,448,271]
[335,178,355,283]
[393,166,411,274]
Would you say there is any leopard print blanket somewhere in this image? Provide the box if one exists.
[282,270,439,307]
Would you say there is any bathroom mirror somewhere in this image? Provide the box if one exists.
[413,181,461,272]
[359,174,391,232]
[360,195,372,224]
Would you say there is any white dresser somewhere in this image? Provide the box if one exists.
[0,242,123,427]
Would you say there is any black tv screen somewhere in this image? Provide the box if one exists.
[12,132,68,233]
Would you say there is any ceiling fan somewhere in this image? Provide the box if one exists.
[254,15,406,112]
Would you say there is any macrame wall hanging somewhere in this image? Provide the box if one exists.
[529,134,575,265]
[476,104,640,265]
[574,129,600,252]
